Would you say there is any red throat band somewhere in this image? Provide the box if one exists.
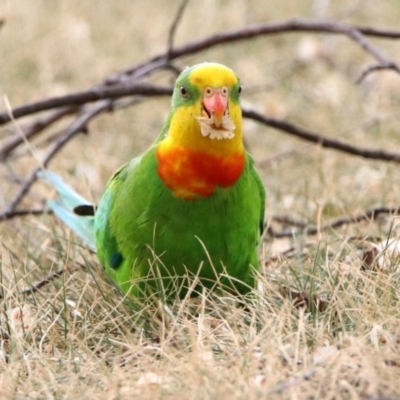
[156,145,245,199]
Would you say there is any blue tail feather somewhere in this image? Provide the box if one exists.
[38,170,96,250]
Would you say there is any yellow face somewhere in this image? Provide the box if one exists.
[165,63,244,156]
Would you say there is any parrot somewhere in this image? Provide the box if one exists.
[39,62,265,300]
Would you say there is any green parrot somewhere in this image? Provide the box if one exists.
[40,62,265,300]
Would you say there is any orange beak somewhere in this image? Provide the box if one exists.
[202,88,228,128]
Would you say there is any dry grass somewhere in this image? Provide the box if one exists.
[2,0,400,398]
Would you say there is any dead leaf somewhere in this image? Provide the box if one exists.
[279,285,330,312]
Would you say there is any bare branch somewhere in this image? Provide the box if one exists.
[345,27,397,67]
[119,19,400,81]
[356,63,399,84]
[268,206,400,238]
[356,25,400,39]
[272,215,309,229]
[21,268,64,295]
[0,208,48,222]
[324,206,400,230]
[20,261,87,295]
[0,84,172,126]
[1,97,154,161]
[242,108,400,163]
[345,27,400,82]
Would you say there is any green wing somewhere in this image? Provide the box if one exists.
[94,155,143,290]
[248,153,266,236]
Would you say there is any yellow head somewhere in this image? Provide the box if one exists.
[165,62,243,156]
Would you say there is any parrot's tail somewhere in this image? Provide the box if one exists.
[38,170,97,251]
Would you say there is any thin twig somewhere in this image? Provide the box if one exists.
[167,0,190,59]
[268,206,400,238]
[21,268,64,295]
[356,63,398,84]
[0,208,48,222]
[346,27,397,67]
[345,27,400,82]
[272,215,309,229]
[1,97,154,160]
[20,261,87,295]
[242,108,400,163]
[326,206,400,229]
[0,107,78,159]
[357,25,400,39]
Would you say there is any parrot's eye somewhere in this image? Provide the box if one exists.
[238,85,242,95]
[180,86,188,97]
